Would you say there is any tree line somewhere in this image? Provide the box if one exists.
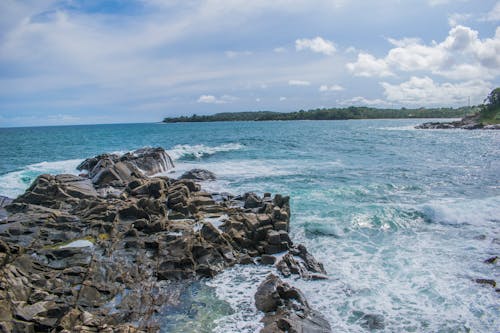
[163,106,476,123]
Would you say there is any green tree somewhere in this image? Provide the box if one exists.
[484,87,500,108]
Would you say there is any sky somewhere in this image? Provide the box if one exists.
[0,0,499,127]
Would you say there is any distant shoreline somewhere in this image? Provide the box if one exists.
[163,106,474,123]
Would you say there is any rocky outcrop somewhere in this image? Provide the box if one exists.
[77,147,174,188]
[0,149,329,332]
[416,114,500,130]
[255,274,331,333]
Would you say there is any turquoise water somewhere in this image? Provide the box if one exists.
[0,120,499,332]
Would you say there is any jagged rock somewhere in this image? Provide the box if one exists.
[0,148,326,332]
[277,246,327,280]
[180,169,216,181]
[255,274,331,333]
[476,278,496,288]
[77,148,174,187]
[13,174,98,208]
[244,192,262,209]
[260,254,277,265]
[484,256,498,264]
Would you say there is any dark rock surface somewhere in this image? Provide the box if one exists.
[77,147,174,188]
[276,244,328,280]
[416,114,500,130]
[0,148,329,332]
[255,274,331,333]
[180,168,216,181]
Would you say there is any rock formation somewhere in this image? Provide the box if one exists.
[416,114,500,130]
[0,147,329,332]
[255,274,331,333]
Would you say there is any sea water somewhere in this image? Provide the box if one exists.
[0,120,498,332]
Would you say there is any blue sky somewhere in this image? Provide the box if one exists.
[0,0,499,127]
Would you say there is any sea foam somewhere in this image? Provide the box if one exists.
[0,159,82,198]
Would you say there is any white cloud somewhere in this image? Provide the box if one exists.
[346,53,393,77]
[288,79,311,86]
[256,98,261,102]
[347,25,500,80]
[279,97,287,101]
[197,94,237,104]
[295,37,336,55]
[484,2,500,21]
[340,96,391,107]
[225,50,252,58]
[448,13,471,27]
[319,84,344,92]
[273,47,286,53]
[381,76,491,106]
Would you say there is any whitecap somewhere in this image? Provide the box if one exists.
[166,143,244,161]
[0,158,83,198]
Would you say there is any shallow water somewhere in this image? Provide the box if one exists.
[0,119,498,332]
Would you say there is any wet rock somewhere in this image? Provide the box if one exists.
[78,148,174,187]
[260,254,277,265]
[277,246,328,280]
[476,278,496,288]
[180,169,216,181]
[360,313,385,330]
[0,148,322,332]
[244,193,262,209]
[484,256,498,264]
[13,174,98,208]
[255,274,331,333]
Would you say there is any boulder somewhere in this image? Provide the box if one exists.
[77,147,174,187]
[180,169,216,181]
[255,274,331,333]
[120,147,174,175]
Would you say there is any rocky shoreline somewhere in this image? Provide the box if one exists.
[415,114,500,130]
[0,148,331,332]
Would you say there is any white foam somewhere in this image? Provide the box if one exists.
[166,143,244,161]
[204,214,228,229]
[59,239,94,249]
[0,159,83,198]
[420,196,500,226]
[208,265,271,333]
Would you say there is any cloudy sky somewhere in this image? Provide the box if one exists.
[0,0,499,127]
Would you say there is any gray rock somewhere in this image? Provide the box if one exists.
[180,169,216,181]
[255,274,331,333]
[260,254,276,265]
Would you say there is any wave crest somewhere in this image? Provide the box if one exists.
[167,143,244,160]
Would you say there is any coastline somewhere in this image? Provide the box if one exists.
[0,148,331,332]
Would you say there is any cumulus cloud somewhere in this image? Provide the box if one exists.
[273,47,286,53]
[295,37,336,55]
[279,97,287,101]
[381,76,491,105]
[197,94,237,104]
[319,84,344,92]
[346,53,393,77]
[288,79,310,86]
[347,25,500,80]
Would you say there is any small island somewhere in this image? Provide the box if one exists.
[416,88,500,130]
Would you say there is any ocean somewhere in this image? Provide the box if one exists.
[0,119,499,332]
